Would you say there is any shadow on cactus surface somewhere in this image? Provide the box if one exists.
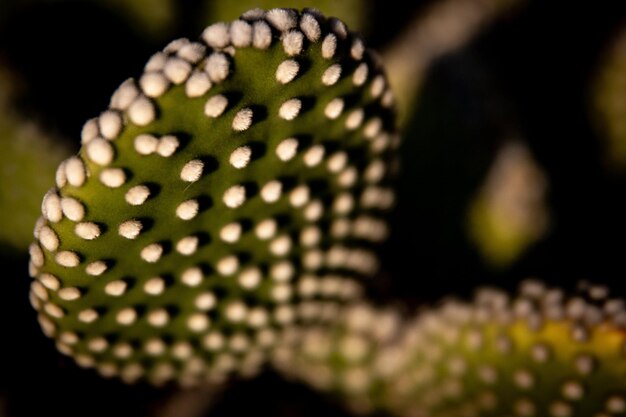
[4,1,626,417]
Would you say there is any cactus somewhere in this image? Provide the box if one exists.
[277,281,626,417]
[27,8,397,387]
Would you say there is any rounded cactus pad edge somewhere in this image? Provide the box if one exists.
[28,8,398,386]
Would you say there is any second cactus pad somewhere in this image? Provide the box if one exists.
[28,8,397,386]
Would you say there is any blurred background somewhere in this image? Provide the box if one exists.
[3,0,626,416]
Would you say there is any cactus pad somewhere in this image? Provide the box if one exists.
[28,8,397,386]
[277,282,626,416]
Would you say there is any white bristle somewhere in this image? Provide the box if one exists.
[128,96,156,126]
[99,168,126,188]
[229,146,252,169]
[99,110,123,140]
[239,267,262,289]
[261,180,282,203]
[29,243,44,267]
[42,190,62,223]
[351,38,365,60]
[223,185,246,208]
[282,30,304,56]
[255,219,277,240]
[279,98,302,120]
[220,222,242,243]
[119,219,142,239]
[61,197,85,222]
[270,235,292,256]
[185,71,212,97]
[195,292,216,310]
[322,64,342,86]
[270,261,294,282]
[252,21,272,49]
[176,199,199,220]
[232,108,254,131]
[55,161,67,187]
[353,63,369,86]
[217,255,239,276]
[65,157,86,187]
[230,20,252,47]
[204,94,228,118]
[345,109,364,130]
[225,301,247,323]
[144,277,165,295]
[290,185,310,207]
[177,42,206,63]
[75,222,100,240]
[324,98,344,119]
[117,308,137,325]
[78,309,98,323]
[304,200,323,221]
[145,52,167,72]
[164,38,189,53]
[266,8,297,31]
[303,144,325,167]
[176,236,199,255]
[105,280,127,296]
[327,151,348,173]
[39,226,59,252]
[322,34,337,59]
[147,308,170,327]
[125,185,150,206]
[187,314,210,332]
[81,118,99,144]
[300,13,321,42]
[140,72,169,97]
[276,59,299,84]
[202,22,230,48]
[86,261,107,276]
[55,251,80,268]
[181,267,203,287]
[39,273,60,290]
[241,8,265,20]
[164,57,191,84]
[276,138,298,161]
[86,138,114,166]
[141,243,163,263]
[134,133,159,155]
[180,159,204,182]
[205,53,230,83]
[157,135,179,157]
[330,18,348,38]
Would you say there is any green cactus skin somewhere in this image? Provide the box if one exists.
[276,281,626,417]
[28,8,397,387]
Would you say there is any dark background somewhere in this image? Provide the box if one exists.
[2,0,626,416]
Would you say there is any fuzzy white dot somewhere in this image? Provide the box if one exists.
[99,110,123,140]
[304,200,323,221]
[187,314,210,332]
[300,13,321,41]
[128,96,155,126]
[141,243,163,263]
[229,146,252,169]
[204,94,228,118]
[65,157,86,187]
[86,138,114,166]
[322,34,337,59]
[232,108,253,131]
[125,185,150,206]
[176,199,199,220]
[223,185,246,208]
[261,180,282,203]
[351,38,365,60]
[118,220,142,240]
[39,273,60,290]
[99,168,126,188]
[145,338,166,356]
[270,261,294,282]
[86,261,107,276]
[225,301,248,323]
[345,109,364,130]
[282,30,303,56]
[382,90,395,107]
[164,38,189,53]
[276,60,299,84]
[117,308,137,325]
[157,135,179,157]
[266,8,297,31]
[176,236,199,255]
[55,250,79,268]
[276,138,298,161]
[353,63,369,86]
[205,53,230,83]
[338,167,358,188]
[255,219,277,240]
[333,193,354,214]
[330,18,347,38]
[324,98,344,120]
[181,267,203,287]
[39,226,59,252]
[364,118,382,138]
[58,287,80,301]
[279,98,302,120]
[29,243,44,267]
[178,42,206,63]
[44,302,64,318]
[185,71,212,97]
[239,267,262,289]
[164,57,191,84]
[75,222,100,240]
[144,277,165,295]
[327,152,348,173]
[290,185,310,207]
[216,255,239,276]
[105,280,127,297]
[55,161,67,187]
[370,75,385,98]
[202,22,230,48]
[81,118,99,144]
[220,222,242,243]
[322,64,342,86]
[181,159,204,182]
[78,309,98,323]
[145,52,167,72]
[134,134,158,155]
[301,226,321,247]
[195,292,216,310]
[203,332,224,351]
[230,20,252,47]
[252,21,272,49]
[42,191,62,223]
[61,197,85,222]
[270,235,292,256]
[113,343,133,359]
[247,308,268,327]
[140,72,169,97]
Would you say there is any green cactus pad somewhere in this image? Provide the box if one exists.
[278,282,626,417]
[28,8,397,386]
